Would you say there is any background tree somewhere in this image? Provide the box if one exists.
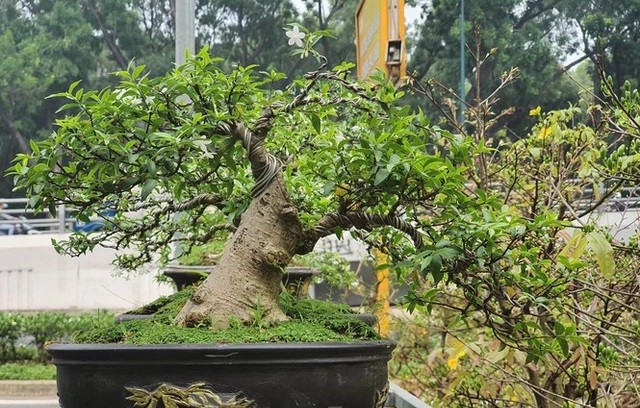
[0,0,97,196]
[409,0,580,136]
[196,0,298,72]
[0,0,175,196]
[299,0,358,69]
[390,50,640,407]
[196,0,358,81]
[559,0,640,100]
[81,0,175,76]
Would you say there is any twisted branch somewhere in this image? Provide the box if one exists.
[133,193,223,213]
[233,123,281,198]
[214,121,281,199]
[299,211,424,254]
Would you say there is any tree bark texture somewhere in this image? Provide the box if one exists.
[174,172,303,328]
[1,111,31,154]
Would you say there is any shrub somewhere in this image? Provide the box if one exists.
[0,310,116,364]
[21,312,70,363]
[0,312,23,363]
[0,362,56,380]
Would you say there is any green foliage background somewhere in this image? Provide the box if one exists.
[3,0,640,195]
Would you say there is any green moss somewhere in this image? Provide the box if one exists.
[121,320,355,344]
[123,288,194,317]
[0,363,56,380]
[72,321,127,344]
[279,293,377,340]
[73,290,380,345]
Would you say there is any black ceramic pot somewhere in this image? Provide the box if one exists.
[282,267,319,298]
[163,265,319,298]
[162,265,213,290]
[48,341,394,408]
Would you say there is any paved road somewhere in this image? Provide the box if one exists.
[0,399,59,408]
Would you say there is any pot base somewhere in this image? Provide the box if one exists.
[48,341,394,408]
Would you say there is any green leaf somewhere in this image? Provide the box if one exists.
[421,287,440,302]
[131,64,146,79]
[68,79,82,95]
[557,337,569,358]
[431,267,444,286]
[48,202,57,217]
[29,139,40,155]
[386,153,400,171]
[559,231,588,259]
[311,113,321,134]
[374,168,390,185]
[586,231,615,279]
[141,179,157,201]
[554,320,565,336]
[430,255,443,275]
[147,160,157,176]
[322,181,335,196]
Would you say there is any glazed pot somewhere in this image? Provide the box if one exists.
[47,340,394,408]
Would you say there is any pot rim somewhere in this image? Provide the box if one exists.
[47,340,395,366]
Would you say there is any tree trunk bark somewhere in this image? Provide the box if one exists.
[1,111,31,154]
[82,0,129,70]
[174,172,303,328]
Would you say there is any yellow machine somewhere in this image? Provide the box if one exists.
[355,0,407,335]
[355,0,406,84]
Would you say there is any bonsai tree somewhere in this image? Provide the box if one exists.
[10,33,502,330]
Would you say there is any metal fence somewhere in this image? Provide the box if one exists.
[2,188,640,236]
[0,198,69,234]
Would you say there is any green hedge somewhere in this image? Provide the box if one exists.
[0,310,114,363]
[0,362,56,380]
[0,312,22,363]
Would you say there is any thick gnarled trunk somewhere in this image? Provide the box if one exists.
[175,173,303,328]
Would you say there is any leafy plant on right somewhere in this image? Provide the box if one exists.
[392,68,640,407]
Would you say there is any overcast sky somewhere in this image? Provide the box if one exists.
[291,1,422,29]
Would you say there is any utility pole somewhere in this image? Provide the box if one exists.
[172,0,195,261]
[175,0,195,65]
[458,0,466,124]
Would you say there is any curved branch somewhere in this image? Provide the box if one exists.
[253,62,385,138]
[134,193,223,213]
[229,122,281,198]
[298,211,424,254]
[173,193,223,212]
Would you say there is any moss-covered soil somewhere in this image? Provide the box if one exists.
[72,289,380,345]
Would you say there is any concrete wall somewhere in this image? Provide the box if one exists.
[587,209,640,242]
[0,234,173,312]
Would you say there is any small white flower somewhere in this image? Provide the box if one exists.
[193,137,214,159]
[286,25,306,48]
